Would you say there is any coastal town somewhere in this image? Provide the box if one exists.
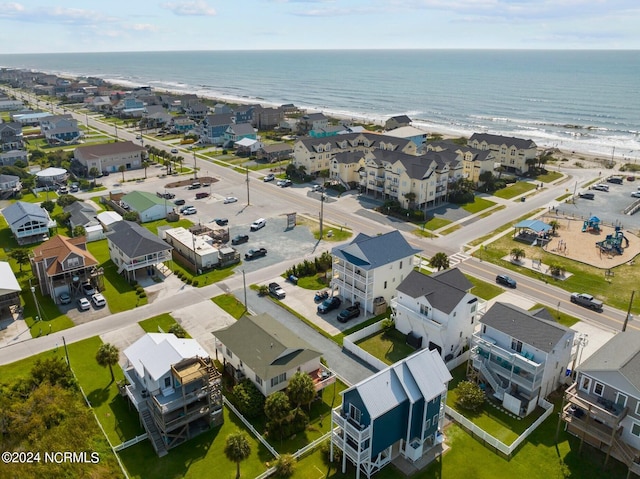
[1,68,640,479]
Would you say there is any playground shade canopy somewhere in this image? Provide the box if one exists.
[513,220,552,233]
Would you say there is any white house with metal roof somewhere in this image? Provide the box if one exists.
[331,230,421,314]
[392,268,484,362]
[0,261,21,317]
[331,348,451,479]
[1,201,55,245]
[469,302,575,417]
[120,191,174,223]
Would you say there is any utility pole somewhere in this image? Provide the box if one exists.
[245,167,250,206]
[29,278,42,324]
[623,290,636,332]
[242,270,248,313]
[193,151,197,180]
[319,192,325,239]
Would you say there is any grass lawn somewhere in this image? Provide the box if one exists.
[139,313,189,335]
[142,217,193,235]
[466,208,545,247]
[296,215,353,242]
[118,406,272,479]
[355,329,416,366]
[555,193,572,202]
[535,171,563,183]
[87,239,148,313]
[439,224,462,235]
[462,197,496,214]
[411,228,437,238]
[296,274,330,291]
[493,181,537,199]
[422,216,452,231]
[20,190,58,203]
[529,303,579,327]
[212,293,246,319]
[465,274,504,300]
[169,258,236,287]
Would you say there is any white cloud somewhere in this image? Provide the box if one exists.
[131,23,159,32]
[0,3,118,25]
[161,1,216,16]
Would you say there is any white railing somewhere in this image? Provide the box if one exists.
[223,396,279,460]
[343,321,388,372]
[113,433,149,452]
[445,351,469,371]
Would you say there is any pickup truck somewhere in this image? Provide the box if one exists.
[269,282,286,299]
[245,248,267,260]
[570,293,604,311]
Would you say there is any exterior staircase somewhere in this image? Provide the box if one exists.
[478,362,506,400]
[140,407,168,457]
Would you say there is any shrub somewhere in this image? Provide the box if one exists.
[456,380,485,412]
[274,454,296,477]
[138,292,147,299]
[320,440,342,465]
[169,324,187,338]
[186,278,193,285]
[381,318,395,336]
[258,284,269,296]
[192,280,199,287]
[232,379,265,419]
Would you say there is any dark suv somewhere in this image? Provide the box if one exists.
[496,274,517,288]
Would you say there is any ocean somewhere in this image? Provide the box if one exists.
[1,49,639,159]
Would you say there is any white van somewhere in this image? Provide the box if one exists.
[250,218,266,231]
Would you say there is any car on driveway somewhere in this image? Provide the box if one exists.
[337,302,361,323]
[91,293,106,308]
[58,292,71,304]
[82,282,96,296]
[231,234,249,245]
[280,179,292,188]
[245,248,267,260]
[223,196,238,204]
[215,218,228,226]
[263,173,275,182]
[495,274,517,288]
[77,297,91,311]
[317,296,342,314]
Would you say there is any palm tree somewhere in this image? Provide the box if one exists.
[95,343,119,383]
[142,160,150,179]
[548,220,559,235]
[9,249,30,271]
[264,391,291,440]
[287,371,315,413]
[429,252,450,271]
[88,167,100,184]
[404,191,417,209]
[510,248,526,262]
[224,431,251,479]
[118,164,126,182]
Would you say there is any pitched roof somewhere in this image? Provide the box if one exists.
[346,349,451,419]
[64,201,97,226]
[578,331,640,393]
[387,115,412,124]
[261,143,292,154]
[31,235,98,276]
[2,201,49,226]
[297,132,414,154]
[74,140,145,160]
[107,221,171,258]
[214,313,321,380]
[0,261,21,296]
[124,333,209,382]
[333,151,365,165]
[331,230,421,271]
[468,133,537,150]
[396,269,474,314]
[480,302,571,353]
[228,123,255,135]
[121,191,166,212]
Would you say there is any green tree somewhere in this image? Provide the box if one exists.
[264,391,291,439]
[9,248,30,271]
[95,343,119,383]
[456,380,485,412]
[72,225,86,237]
[274,453,296,477]
[118,164,126,182]
[548,263,565,277]
[224,431,251,479]
[123,211,140,222]
[510,247,526,262]
[232,379,265,418]
[56,194,78,207]
[168,323,187,338]
[88,167,100,179]
[403,191,417,209]
[258,284,269,296]
[381,318,395,337]
[548,219,559,235]
[30,356,76,390]
[287,371,315,413]
[429,252,450,271]
[41,199,55,213]
[142,159,150,179]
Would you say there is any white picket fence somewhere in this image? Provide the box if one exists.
[223,396,280,459]
[113,433,149,452]
[342,320,388,371]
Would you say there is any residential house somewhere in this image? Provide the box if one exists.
[74,141,146,175]
[330,151,365,187]
[213,313,334,397]
[0,121,23,151]
[392,268,484,362]
[223,123,257,148]
[258,143,293,163]
[30,235,100,300]
[115,96,146,118]
[185,102,209,121]
[162,227,240,271]
[197,113,233,146]
[35,167,68,186]
[384,115,412,130]
[122,333,223,456]
[0,174,21,199]
[0,99,24,111]
[213,103,233,115]
[468,133,537,174]
[0,261,21,317]
[11,112,53,126]
[560,331,640,477]
[40,114,81,145]
[169,116,196,134]
[234,138,264,156]
[142,105,172,129]
[107,220,173,281]
[309,125,348,138]
[63,201,103,242]
[469,302,575,417]
[0,149,28,166]
[96,211,123,231]
[383,126,428,152]
[120,191,175,223]
[331,230,421,314]
[89,96,112,112]
[331,348,451,479]
[2,201,55,245]
[253,105,284,130]
[428,141,496,185]
[233,105,255,125]
[298,112,329,134]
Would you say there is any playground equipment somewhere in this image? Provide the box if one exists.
[582,216,601,233]
[596,226,629,255]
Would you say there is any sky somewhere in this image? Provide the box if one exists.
[1,0,640,53]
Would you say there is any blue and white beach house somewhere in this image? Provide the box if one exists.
[330,349,451,479]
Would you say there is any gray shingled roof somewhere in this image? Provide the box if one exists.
[74,140,145,160]
[2,201,49,226]
[228,122,255,135]
[63,201,97,227]
[214,313,321,380]
[481,302,570,353]
[578,331,640,392]
[396,269,473,314]
[331,230,421,271]
[333,151,366,165]
[298,132,413,154]
[107,221,171,258]
[469,133,536,150]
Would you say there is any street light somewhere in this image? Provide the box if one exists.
[623,290,636,332]
[319,191,326,239]
[29,281,43,324]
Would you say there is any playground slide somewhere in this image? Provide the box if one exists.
[582,221,587,232]
[614,245,623,254]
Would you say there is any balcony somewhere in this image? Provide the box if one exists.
[390,299,445,331]
[563,383,628,429]
[309,364,336,392]
[122,252,172,272]
[332,408,371,442]
[332,428,371,463]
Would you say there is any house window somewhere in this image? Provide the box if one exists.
[255,375,263,386]
[593,382,604,397]
[432,414,438,426]
[632,422,640,438]
[399,261,403,269]
[425,418,431,429]
[270,372,287,388]
[226,347,232,358]
[511,339,523,353]
[482,325,486,334]
[164,377,171,388]
[349,403,362,423]
[636,402,640,416]
[384,281,387,289]
[471,316,475,324]
[615,393,627,408]
[579,376,591,393]
[420,304,430,316]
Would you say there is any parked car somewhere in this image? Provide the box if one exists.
[628,176,636,182]
[631,191,640,198]
[170,148,179,154]
[311,184,324,192]
[495,274,517,288]
[571,292,603,311]
[179,204,193,213]
[174,198,186,206]
[245,248,267,260]
[215,218,228,226]
[231,234,249,245]
[195,192,210,199]
[91,293,106,308]
[592,184,609,192]
[318,296,342,314]
[338,303,361,323]
[579,192,595,200]
[223,196,238,204]
[82,282,96,296]
[263,173,275,182]
[268,282,286,299]
[69,184,79,193]
[188,182,201,190]
[58,292,71,305]
[77,297,91,311]
[280,179,292,188]
[183,207,197,215]
[314,290,329,302]
[250,218,266,231]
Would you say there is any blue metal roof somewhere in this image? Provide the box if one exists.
[513,219,551,233]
